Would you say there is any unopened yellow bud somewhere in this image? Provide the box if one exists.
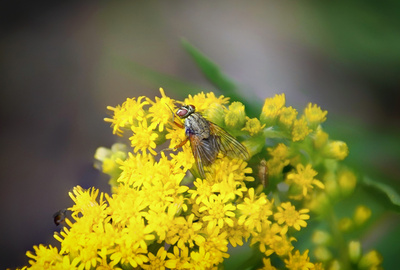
[204,103,225,127]
[353,205,372,226]
[338,169,357,197]
[314,246,332,262]
[358,250,383,269]
[338,217,353,232]
[328,260,341,270]
[348,241,362,263]
[324,141,349,160]
[324,173,340,199]
[312,230,332,245]
[313,127,329,149]
[224,101,246,129]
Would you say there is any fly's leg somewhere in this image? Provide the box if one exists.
[175,137,189,149]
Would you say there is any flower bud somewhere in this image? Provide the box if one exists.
[224,102,246,129]
[358,250,383,269]
[338,169,357,197]
[312,230,332,245]
[314,246,332,262]
[348,241,362,263]
[353,205,372,226]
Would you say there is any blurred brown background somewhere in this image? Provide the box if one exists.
[1,1,399,268]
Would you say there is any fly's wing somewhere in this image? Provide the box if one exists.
[189,133,219,179]
[209,122,250,161]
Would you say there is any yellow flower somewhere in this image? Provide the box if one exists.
[165,246,192,269]
[274,202,310,233]
[286,164,325,199]
[304,103,327,127]
[237,188,273,233]
[142,247,167,270]
[68,186,106,223]
[292,116,312,142]
[279,106,298,128]
[147,88,177,132]
[242,117,266,136]
[260,93,285,125]
[285,250,315,270]
[266,235,295,257]
[199,193,236,232]
[104,96,148,136]
[129,118,158,155]
[109,216,152,268]
[196,226,230,265]
[184,92,229,112]
[26,245,63,268]
[166,214,204,249]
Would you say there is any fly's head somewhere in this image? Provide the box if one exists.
[176,104,196,119]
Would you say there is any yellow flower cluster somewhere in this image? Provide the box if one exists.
[19,89,382,270]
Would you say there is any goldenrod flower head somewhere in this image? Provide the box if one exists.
[26,245,63,268]
[224,101,246,129]
[304,103,327,128]
[274,202,310,232]
[284,250,314,270]
[292,116,312,142]
[104,96,148,136]
[279,106,298,128]
[286,164,325,199]
[147,88,176,132]
[242,117,266,136]
[237,188,273,233]
[184,91,229,112]
[260,93,285,125]
[199,193,236,232]
[129,118,158,155]
[142,247,167,270]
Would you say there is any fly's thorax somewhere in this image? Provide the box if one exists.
[185,113,210,139]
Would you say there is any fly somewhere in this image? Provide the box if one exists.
[174,104,249,178]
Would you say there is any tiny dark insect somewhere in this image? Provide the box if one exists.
[53,209,67,226]
[175,104,249,178]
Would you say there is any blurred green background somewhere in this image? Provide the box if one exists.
[1,1,399,268]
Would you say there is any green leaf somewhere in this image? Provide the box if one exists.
[362,176,400,209]
[181,39,262,117]
[181,39,238,93]
[112,55,205,98]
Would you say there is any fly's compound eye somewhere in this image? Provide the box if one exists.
[176,107,188,118]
